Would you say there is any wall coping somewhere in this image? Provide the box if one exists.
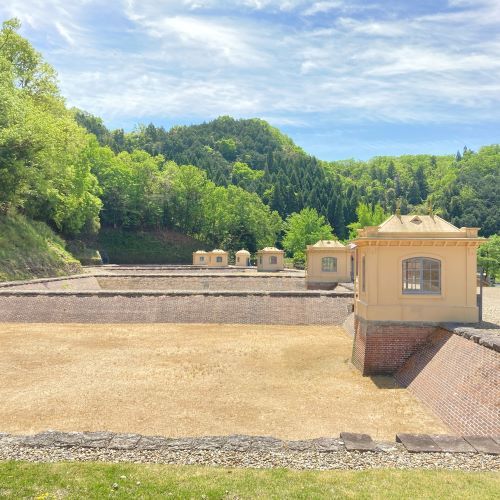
[0,290,354,298]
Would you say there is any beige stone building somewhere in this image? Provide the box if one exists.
[207,249,229,267]
[257,247,284,272]
[306,240,353,289]
[192,250,209,266]
[351,213,484,375]
[235,249,251,267]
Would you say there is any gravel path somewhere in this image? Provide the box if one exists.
[0,444,498,471]
[482,287,500,327]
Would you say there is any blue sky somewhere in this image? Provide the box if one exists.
[1,0,499,160]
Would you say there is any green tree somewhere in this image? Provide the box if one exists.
[347,203,389,239]
[282,208,334,259]
[478,235,500,280]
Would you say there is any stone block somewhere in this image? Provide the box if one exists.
[464,436,500,455]
[430,435,475,453]
[396,434,441,453]
[340,432,376,452]
[108,433,141,450]
[81,431,114,448]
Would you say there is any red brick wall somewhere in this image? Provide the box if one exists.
[395,329,500,436]
[352,317,437,375]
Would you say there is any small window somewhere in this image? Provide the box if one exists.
[259,256,262,264]
[237,256,240,262]
[362,256,366,292]
[270,256,277,264]
[216,256,223,263]
[321,257,337,272]
[402,257,441,294]
[199,256,205,262]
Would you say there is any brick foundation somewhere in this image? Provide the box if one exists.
[395,329,500,436]
[352,317,438,375]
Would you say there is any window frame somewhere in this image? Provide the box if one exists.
[269,255,278,265]
[216,256,223,263]
[321,256,337,273]
[402,257,441,295]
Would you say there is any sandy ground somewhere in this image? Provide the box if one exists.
[0,324,447,441]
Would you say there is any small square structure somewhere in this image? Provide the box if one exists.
[235,249,251,267]
[306,240,353,289]
[193,250,209,266]
[257,247,284,272]
[207,249,229,267]
[351,214,484,375]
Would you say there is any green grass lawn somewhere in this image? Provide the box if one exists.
[0,462,497,499]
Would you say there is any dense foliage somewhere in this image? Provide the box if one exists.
[77,112,499,239]
[1,19,498,267]
[0,19,102,236]
[478,235,500,280]
[283,208,334,260]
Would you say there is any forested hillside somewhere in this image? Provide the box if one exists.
[76,112,500,239]
[1,18,498,277]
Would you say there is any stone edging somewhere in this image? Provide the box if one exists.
[1,431,498,455]
[0,274,92,288]
[442,323,500,353]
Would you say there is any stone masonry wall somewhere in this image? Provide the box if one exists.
[395,328,500,436]
[0,294,352,325]
[352,317,437,375]
[97,276,307,291]
[0,276,101,291]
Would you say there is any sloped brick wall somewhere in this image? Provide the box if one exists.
[395,329,500,436]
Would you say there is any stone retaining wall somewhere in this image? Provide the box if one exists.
[97,276,308,291]
[0,275,101,291]
[395,328,500,436]
[0,293,352,325]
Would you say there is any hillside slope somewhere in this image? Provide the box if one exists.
[96,228,206,264]
[0,214,82,282]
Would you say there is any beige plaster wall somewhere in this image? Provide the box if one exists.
[306,249,352,284]
[355,244,479,323]
[257,252,284,272]
[207,252,229,267]
[235,253,251,267]
[192,254,209,266]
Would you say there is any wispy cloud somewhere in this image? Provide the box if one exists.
[1,0,499,158]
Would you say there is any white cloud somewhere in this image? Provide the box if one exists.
[0,0,499,135]
[303,1,344,16]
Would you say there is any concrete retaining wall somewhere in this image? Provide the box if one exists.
[395,328,500,436]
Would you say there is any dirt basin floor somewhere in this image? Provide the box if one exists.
[0,324,448,441]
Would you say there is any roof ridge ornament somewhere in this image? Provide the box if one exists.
[395,198,402,219]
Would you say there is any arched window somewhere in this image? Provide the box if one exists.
[402,257,441,294]
[321,257,337,272]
